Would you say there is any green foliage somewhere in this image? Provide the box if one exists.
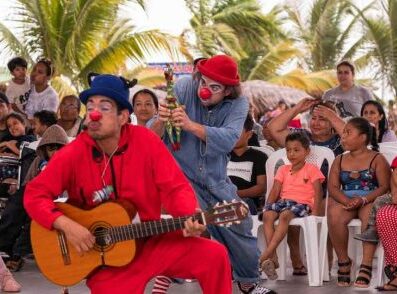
[0,0,178,90]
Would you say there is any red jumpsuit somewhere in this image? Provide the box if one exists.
[24,125,232,294]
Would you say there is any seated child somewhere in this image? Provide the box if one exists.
[259,132,325,280]
[355,156,397,243]
[0,113,35,182]
[227,114,267,215]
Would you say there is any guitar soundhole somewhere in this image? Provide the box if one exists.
[91,222,114,252]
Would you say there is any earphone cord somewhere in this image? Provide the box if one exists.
[101,146,119,187]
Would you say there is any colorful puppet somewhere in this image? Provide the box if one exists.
[164,64,182,151]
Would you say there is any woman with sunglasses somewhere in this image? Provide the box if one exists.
[24,58,59,123]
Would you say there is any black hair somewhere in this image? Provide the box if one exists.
[33,110,57,127]
[243,114,254,131]
[337,60,355,75]
[7,57,28,72]
[36,58,54,77]
[347,117,379,152]
[61,95,81,112]
[285,132,310,149]
[132,89,159,110]
[360,100,387,143]
[5,112,26,126]
[0,92,10,105]
[193,57,206,67]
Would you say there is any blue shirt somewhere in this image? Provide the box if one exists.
[165,76,249,190]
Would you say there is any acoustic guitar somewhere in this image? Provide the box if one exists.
[31,200,248,286]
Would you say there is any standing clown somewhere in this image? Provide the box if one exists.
[153,55,276,294]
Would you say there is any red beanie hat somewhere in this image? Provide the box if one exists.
[197,55,240,86]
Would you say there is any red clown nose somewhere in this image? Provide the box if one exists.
[89,111,102,121]
[199,87,212,100]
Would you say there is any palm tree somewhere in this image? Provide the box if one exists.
[285,0,369,71]
[0,0,178,91]
[183,0,284,60]
[352,0,397,96]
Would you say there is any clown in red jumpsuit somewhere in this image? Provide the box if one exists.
[24,74,232,294]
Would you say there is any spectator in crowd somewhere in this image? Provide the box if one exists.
[0,93,11,142]
[268,98,345,275]
[361,100,397,143]
[32,110,57,137]
[322,60,372,117]
[24,58,59,121]
[269,98,345,156]
[375,158,397,291]
[152,55,274,294]
[1,125,69,272]
[0,256,20,292]
[132,89,158,126]
[227,114,267,215]
[0,113,35,157]
[57,95,82,137]
[5,57,30,115]
[260,132,324,280]
[327,117,390,287]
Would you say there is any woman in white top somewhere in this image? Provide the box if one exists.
[25,58,59,121]
[361,100,397,143]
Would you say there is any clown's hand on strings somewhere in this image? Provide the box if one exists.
[164,64,182,151]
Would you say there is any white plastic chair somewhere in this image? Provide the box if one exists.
[257,146,334,286]
[249,145,275,158]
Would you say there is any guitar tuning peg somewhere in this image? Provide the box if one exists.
[232,199,236,203]
[214,202,220,207]
[219,223,225,227]
[235,221,241,224]
[223,200,228,204]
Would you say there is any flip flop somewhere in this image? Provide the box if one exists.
[293,265,308,276]
[261,259,278,280]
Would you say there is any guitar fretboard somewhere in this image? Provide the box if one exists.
[105,213,204,243]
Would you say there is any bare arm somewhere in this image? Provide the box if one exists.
[237,175,266,198]
[312,179,323,216]
[266,180,282,204]
[268,98,317,147]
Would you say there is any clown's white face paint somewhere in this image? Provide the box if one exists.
[197,76,229,107]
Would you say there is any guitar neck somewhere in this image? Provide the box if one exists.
[106,213,204,243]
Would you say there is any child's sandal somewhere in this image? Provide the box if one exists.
[260,259,278,280]
[354,264,372,288]
[337,259,352,287]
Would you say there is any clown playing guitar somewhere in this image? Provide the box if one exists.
[24,73,235,294]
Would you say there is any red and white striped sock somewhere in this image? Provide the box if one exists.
[152,276,173,294]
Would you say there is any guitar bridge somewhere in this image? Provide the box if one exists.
[57,231,71,265]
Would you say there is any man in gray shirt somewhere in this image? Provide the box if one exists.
[322,60,372,117]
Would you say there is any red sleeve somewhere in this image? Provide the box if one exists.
[149,132,197,217]
[24,147,73,230]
